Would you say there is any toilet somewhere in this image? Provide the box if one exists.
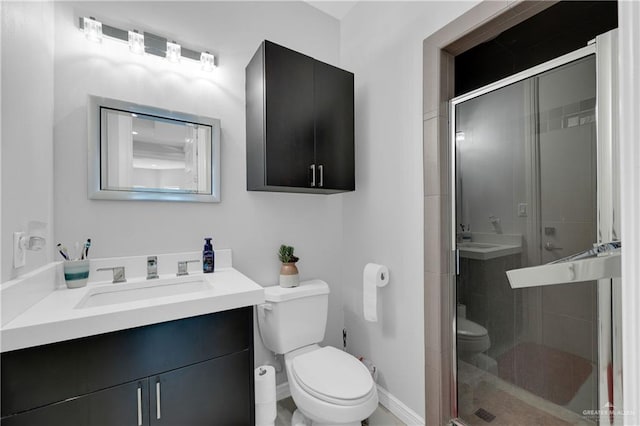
[257,280,378,426]
[456,316,498,374]
[457,317,490,357]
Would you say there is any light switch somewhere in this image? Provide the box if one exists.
[518,203,528,217]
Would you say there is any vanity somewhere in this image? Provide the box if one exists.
[0,250,264,425]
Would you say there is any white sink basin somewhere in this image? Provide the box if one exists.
[76,276,212,309]
[458,242,501,249]
[457,233,523,260]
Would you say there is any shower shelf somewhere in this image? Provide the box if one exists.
[506,250,620,289]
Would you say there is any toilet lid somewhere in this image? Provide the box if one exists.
[457,317,488,337]
[291,346,373,404]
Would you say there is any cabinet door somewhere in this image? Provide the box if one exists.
[314,60,355,191]
[264,41,315,188]
[1,380,149,426]
[150,350,253,426]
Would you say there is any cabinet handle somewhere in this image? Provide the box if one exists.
[156,380,162,420]
[310,164,316,187]
[137,385,143,426]
[318,164,324,187]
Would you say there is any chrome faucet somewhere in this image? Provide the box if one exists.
[97,266,126,283]
[177,259,200,276]
[147,256,158,279]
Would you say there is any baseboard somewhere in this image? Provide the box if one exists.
[275,382,424,425]
[376,385,425,426]
[276,382,291,401]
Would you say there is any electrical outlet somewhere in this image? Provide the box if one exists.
[13,232,26,268]
[343,328,347,350]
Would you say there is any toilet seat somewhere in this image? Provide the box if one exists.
[457,317,488,338]
[457,318,491,354]
[291,346,374,406]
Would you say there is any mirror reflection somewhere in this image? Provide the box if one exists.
[101,108,212,194]
[454,56,598,423]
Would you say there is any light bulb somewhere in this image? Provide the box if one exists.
[128,30,145,55]
[166,41,181,63]
[83,17,103,43]
[200,51,215,72]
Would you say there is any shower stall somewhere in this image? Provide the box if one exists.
[450,30,620,426]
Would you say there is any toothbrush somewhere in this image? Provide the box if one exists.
[57,243,70,261]
[74,242,80,261]
[82,238,91,260]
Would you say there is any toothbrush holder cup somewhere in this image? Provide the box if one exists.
[64,259,90,289]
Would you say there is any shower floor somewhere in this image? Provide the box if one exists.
[497,342,593,406]
[457,361,595,426]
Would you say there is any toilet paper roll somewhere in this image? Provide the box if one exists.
[363,263,390,322]
[255,365,276,426]
[254,365,276,403]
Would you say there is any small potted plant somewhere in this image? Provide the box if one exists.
[278,244,300,288]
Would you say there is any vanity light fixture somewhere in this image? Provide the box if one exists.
[78,16,217,72]
[128,30,144,55]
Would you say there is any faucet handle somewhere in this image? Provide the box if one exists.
[147,256,158,279]
[96,266,126,283]
[177,260,200,276]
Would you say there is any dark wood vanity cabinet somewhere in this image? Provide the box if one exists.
[1,380,150,426]
[0,307,254,426]
[246,40,355,193]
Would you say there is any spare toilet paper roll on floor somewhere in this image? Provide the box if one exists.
[363,263,389,322]
[255,365,276,426]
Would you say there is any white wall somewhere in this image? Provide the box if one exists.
[339,1,478,419]
[456,82,526,237]
[52,1,344,381]
[1,0,3,282]
[1,1,55,282]
[618,1,640,422]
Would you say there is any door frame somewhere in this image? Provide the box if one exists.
[449,39,619,424]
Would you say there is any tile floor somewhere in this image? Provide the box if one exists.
[275,397,406,426]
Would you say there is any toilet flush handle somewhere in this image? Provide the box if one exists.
[257,303,273,318]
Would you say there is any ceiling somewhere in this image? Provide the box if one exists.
[305,1,358,20]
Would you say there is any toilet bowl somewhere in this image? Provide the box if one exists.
[457,317,498,374]
[286,345,378,426]
[257,280,378,426]
[457,317,490,356]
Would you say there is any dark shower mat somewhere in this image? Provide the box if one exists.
[497,342,593,406]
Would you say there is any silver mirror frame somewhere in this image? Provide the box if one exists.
[88,95,221,203]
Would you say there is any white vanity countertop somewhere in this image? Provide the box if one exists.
[1,251,265,353]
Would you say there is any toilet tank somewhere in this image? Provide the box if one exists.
[258,280,329,354]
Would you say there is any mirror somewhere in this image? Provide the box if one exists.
[88,96,220,202]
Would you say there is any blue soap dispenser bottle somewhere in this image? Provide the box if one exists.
[203,238,215,273]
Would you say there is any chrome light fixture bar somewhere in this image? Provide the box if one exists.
[79,16,217,72]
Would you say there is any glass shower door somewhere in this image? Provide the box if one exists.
[452,48,607,425]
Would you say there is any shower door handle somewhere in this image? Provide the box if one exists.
[544,242,563,251]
